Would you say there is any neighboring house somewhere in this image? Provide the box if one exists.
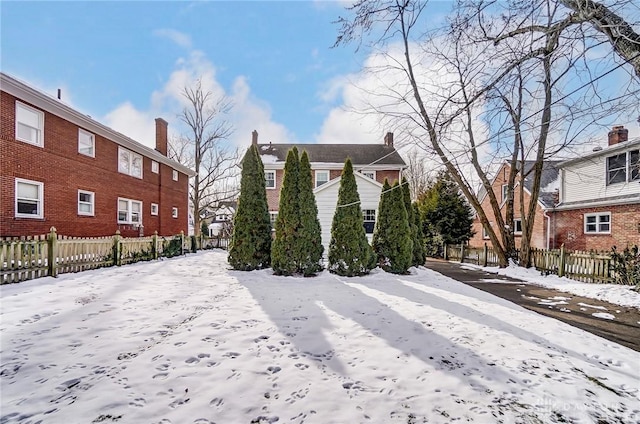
[469,126,640,252]
[552,127,639,251]
[0,72,195,238]
[204,201,237,237]
[252,131,406,252]
[469,160,561,250]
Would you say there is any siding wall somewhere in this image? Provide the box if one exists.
[1,91,189,237]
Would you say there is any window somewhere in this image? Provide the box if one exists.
[172,170,178,181]
[78,129,95,157]
[151,161,159,174]
[118,198,142,224]
[513,218,522,235]
[483,222,493,239]
[118,147,143,179]
[16,101,44,146]
[361,171,375,180]
[584,213,611,234]
[607,150,640,185]
[501,184,509,203]
[362,209,376,234]
[265,170,276,189]
[15,178,44,218]
[78,190,94,216]
[315,170,329,187]
[151,203,158,216]
[269,211,278,229]
[172,207,178,218]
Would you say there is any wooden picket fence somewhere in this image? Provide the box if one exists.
[445,243,622,284]
[0,227,192,284]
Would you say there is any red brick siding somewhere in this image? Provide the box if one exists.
[375,170,401,185]
[469,165,548,249]
[1,91,189,238]
[552,204,640,251]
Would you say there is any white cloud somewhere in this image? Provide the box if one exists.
[153,29,192,49]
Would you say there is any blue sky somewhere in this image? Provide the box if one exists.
[3,0,429,149]
[2,1,637,155]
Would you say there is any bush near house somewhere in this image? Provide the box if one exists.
[373,179,412,274]
[295,150,324,276]
[610,245,640,290]
[328,159,375,276]
[272,148,301,275]
[228,145,272,271]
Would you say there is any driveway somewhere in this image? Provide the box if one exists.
[424,259,640,352]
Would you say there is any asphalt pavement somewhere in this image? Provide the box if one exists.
[423,258,640,352]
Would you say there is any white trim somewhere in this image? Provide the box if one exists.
[172,169,178,181]
[360,170,376,180]
[78,189,95,216]
[15,178,44,219]
[584,212,611,234]
[315,170,329,188]
[265,170,276,189]
[151,160,159,174]
[1,72,195,177]
[313,171,384,195]
[78,128,95,157]
[172,207,178,218]
[513,218,522,235]
[15,101,44,146]
[118,147,143,179]
[151,203,158,216]
[117,197,142,225]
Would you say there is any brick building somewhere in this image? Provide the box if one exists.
[253,131,406,252]
[0,72,195,238]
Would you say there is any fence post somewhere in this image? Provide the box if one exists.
[443,243,448,261]
[47,227,58,278]
[483,243,488,267]
[460,243,465,263]
[152,231,159,260]
[180,231,185,256]
[558,243,565,278]
[113,230,122,266]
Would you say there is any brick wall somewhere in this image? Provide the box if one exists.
[552,204,640,251]
[1,91,189,238]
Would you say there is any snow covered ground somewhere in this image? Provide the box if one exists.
[461,263,640,309]
[1,250,638,424]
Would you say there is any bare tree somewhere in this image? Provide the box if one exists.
[403,148,435,200]
[335,0,640,266]
[169,80,240,237]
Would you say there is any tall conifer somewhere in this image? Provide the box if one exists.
[272,148,300,275]
[228,145,272,270]
[374,180,412,274]
[328,159,374,276]
[296,151,324,275]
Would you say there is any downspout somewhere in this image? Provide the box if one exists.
[543,209,551,250]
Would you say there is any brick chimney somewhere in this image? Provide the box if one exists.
[155,118,168,156]
[608,125,628,146]
[252,130,258,145]
[384,132,394,147]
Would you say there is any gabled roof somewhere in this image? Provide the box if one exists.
[257,143,405,167]
[313,169,384,195]
[559,137,640,167]
[477,160,561,209]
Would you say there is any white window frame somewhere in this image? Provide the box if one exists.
[315,170,329,188]
[172,207,178,218]
[483,222,493,239]
[78,190,95,216]
[78,128,95,157]
[15,101,44,147]
[151,161,159,174]
[15,178,44,219]
[501,184,509,203]
[362,209,376,234]
[361,170,376,180]
[265,170,276,189]
[513,218,522,235]
[172,169,178,181]
[584,212,611,234]
[269,211,278,229]
[117,198,142,225]
[151,203,158,216]
[118,147,143,179]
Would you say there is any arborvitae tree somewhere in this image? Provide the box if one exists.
[412,202,426,266]
[372,179,393,266]
[228,145,271,270]
[401,177,423,267]
[328,159,375,276]
[386,181,413,274]
[272,148,300,275]
[296,150,323,276]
